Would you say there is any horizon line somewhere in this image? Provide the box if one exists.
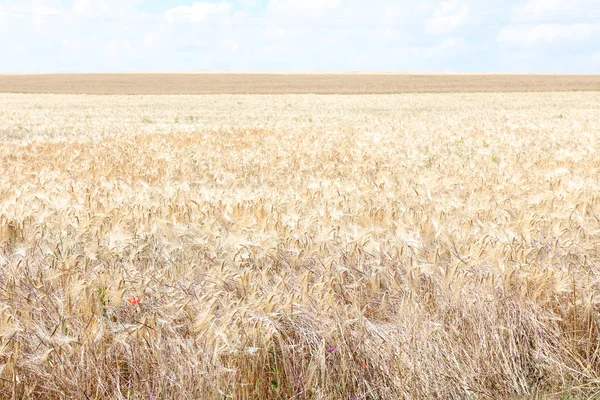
[1,71,599,76]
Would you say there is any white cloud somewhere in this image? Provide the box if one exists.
[426,0,470,35]
[512,0,599,21]
[264,25,289,39]
[497,0,600,47]
[104,39,134,60]
[414,37,470,59]
[346,37,470,71]
[591,52,600,70]
[221,39,240,51]
[0,4,7,34]
[72,0,146,17]
[498,23,597,46]
[267,0,342,18]
[73,0,93,14]
[0,0,597,72]
[63,35,98,51]
[165,2,234,24]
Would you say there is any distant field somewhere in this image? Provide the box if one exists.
[1,73,600,94]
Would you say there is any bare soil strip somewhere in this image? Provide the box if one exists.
[0,73,599,94]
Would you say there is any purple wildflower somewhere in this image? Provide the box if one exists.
[328,346,335,353]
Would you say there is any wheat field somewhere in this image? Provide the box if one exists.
[1,73,600,94]
[1,91,600,398]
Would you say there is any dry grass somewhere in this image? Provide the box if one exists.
[1,92,600,398]
[1,73,600,94]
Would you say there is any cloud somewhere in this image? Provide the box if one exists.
[104,39,135,60]
[62,35,98,52]
[221,39,240,51]
[590,52,600,71]
[72,0,147,18]
[73,0,94,14]
[0,0,597,72]
[267,0,342,18]
[412,37,470,59]
[498,23,597,46]
[165,2,234,25]
[512,0,599,21]
[496,0,600,47]
[426,0,470,35]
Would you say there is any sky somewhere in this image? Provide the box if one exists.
[0,0,599,72]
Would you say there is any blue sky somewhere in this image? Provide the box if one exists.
[0,0,599,72]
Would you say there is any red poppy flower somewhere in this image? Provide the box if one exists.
[127,296,141,305]
[361,361,367,369]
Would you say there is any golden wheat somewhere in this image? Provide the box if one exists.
[1,92,600,398]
